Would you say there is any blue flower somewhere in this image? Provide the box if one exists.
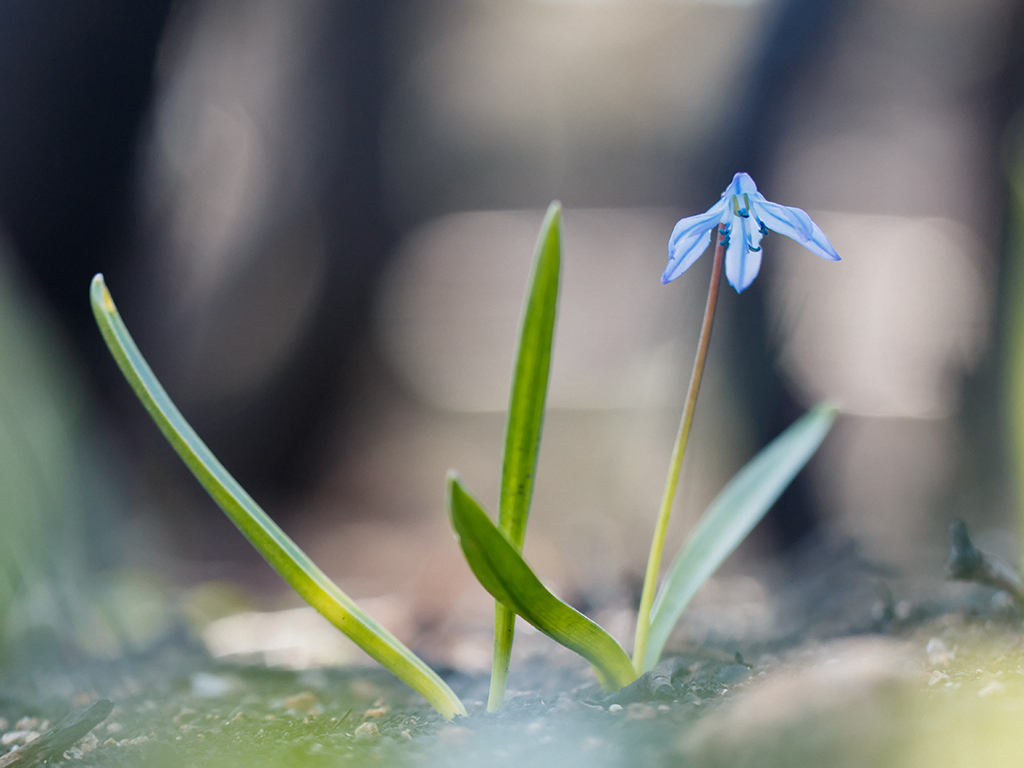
[663,172,840,292]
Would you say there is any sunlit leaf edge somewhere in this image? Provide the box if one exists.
[90,274,466,719]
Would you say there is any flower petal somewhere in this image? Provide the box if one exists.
[727,172,759,197]
[662,200,727,284]
[724,214,762,292]
[755,200,841,261]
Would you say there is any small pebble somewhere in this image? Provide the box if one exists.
[14,718,38,732]
[79,733,100,752]
[2,731,40,747]
[928,671,949,686]
[362,706,388,719]
[926,638,955,668]
[353,722,379,741]
[607,704,623,713]
[718,664,752,686]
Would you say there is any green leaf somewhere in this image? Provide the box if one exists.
[90,275,466,720]
[643,402,838,671]
[448,473,636,690]
[491,201,562,710]
[499,201,561,547]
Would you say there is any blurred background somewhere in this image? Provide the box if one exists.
[0,0,1022,670]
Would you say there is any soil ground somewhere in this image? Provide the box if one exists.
[2,543,1023,768]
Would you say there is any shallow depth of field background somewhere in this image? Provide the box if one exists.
[0,0,1021,667]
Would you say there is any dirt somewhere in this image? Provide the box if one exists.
[2,537,1023,767]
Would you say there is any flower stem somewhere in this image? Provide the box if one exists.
[632,225,726,674]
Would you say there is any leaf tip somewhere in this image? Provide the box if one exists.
[445,469,464,500]
[445,470,469,531]
[542,201,563,232]
[90,273,115,312]
[813,399,841,422]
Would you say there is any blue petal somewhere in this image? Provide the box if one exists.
[662,200,727,284]
[726,172,758,197]
[755,200,841,262]
[724,213,762,292]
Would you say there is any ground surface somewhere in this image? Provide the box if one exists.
[3,548,1024,767]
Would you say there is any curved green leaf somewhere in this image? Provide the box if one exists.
[448,473,635,690]
[644,402,837,671]
[90,274,466,719]
[491,201,562,710]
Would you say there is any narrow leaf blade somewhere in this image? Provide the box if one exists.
[90,274,466,719]
[644,402,837,670]
[492,201,562,709]
[448,473,635,690]
[500,200,561,542]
